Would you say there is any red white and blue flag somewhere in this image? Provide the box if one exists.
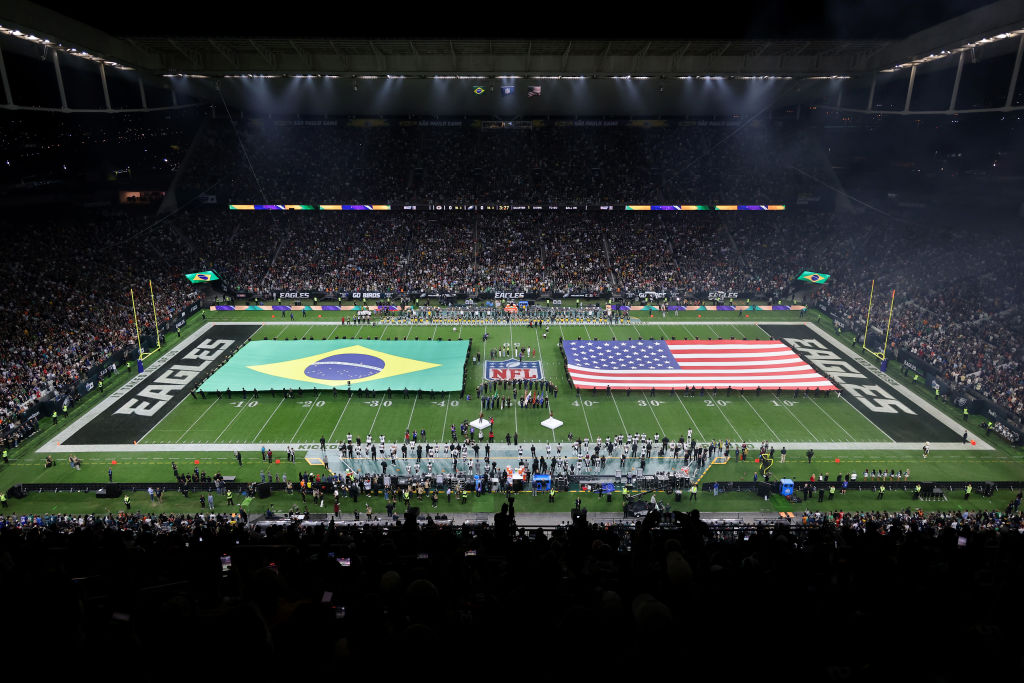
[563,339,837,390]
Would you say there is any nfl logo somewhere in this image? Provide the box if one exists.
[500,85,515,96]
[485,359,543,381]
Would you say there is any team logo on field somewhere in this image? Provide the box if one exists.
[485,359,543,381]
[248,345,439,387]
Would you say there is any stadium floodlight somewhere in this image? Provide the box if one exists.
[882,26,1024,72]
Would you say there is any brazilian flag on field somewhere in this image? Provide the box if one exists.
[198,339,468,392]
[796,271,830,284]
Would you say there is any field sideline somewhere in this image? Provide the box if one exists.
[2,307,1020,516]
[44,317,972,452]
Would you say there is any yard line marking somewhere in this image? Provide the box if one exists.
[560,323,592,440]
[780,399,819,441]
[509,317,518,436]
[290,391,322,442]
[727,323,750,339]
[136,324,263,446]
[404,325,438,432]
[365,324,393,441]
[367,395,387,436]
[583,323,627,435]
[673,392,706,442]
[253,397,286,443]
[327,393,353,443]
[807,394,858,442]
[273,325,287,339]
[213,400,250,443]
[440,392,452,443]
[534,323,556,441]
[175,397,221,443]
[643,390,667,436]
[324,324,339,339]
[710,392,743,442]
[739,392,780,441]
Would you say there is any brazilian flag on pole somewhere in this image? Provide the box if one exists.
[185,271,220,283]
[796,271,830,284]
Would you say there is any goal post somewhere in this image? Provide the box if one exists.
[132,280,162,361]
[862,280,896,362]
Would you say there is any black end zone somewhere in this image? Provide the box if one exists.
[760,324,956,443]
[64,325,260,445]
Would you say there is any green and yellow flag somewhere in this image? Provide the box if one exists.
[796,271,830,284]
[200,339,468,392]
[185,271,220,283]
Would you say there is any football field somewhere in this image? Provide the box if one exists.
[7,308,1020,517]
[44,313,980,461]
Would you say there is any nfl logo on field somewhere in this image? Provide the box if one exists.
[485,359,543,381]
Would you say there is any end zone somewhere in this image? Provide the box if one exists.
[50,323,260,447]
[760,322,990,448]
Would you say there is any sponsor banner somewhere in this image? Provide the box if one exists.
[64,325,261,445]
[761,324,955,442]
[211,305,357,311]
[275,291,319,300]
[484,359,544,381]
[897,349,943,380]
[159,301,204,335]
[76,350,126,398]
[617,305,806,312]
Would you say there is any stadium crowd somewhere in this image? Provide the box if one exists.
[1,503,1022,667]
[1,113,1022,441]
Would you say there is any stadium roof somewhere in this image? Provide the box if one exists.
[1,0,1022,79]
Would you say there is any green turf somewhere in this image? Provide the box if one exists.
[1,487,1017,519]
[140,319,887,447]
[2,305,1021,516]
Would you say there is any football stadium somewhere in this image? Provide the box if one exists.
[2,0,1024,667]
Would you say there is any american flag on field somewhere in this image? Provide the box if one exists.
[563,339,838,390]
